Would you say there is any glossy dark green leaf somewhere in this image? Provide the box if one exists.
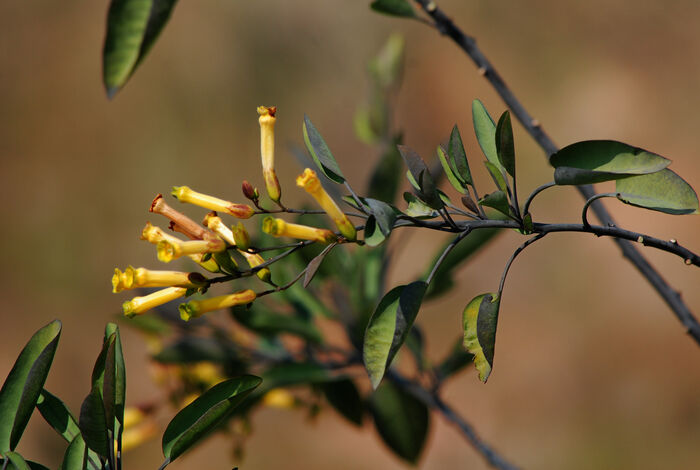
[463,293,501,382]
[363,281,428,389]
[78,388,109,457]
[370,380,429,464]
[448,125,473,185]
[321,379,364,426]
[369,0,416,18]
[437,146,467,194]
[472,100,504,173]
[435,338,475,381]
[61,435,89,470]
[479,191,511,218]
[302,115,345,184]
[36,389,80,443]
[398,145,443,209]
[550,140,670,185]
[402,192,436,218]
[2,452,31,470]
[103,0,179,97]
[484,161,508,195]
[368,135,404,203]
[0,320,61,452]
[231,305,322,344]
[616,169,699,214]
[495,111,516,178]
[425,226,503,298]
[162,375,261,463]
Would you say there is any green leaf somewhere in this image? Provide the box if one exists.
[103,0,179,97]
[321,379,364,426]
[302,115,345,184]
[437,146,467,194]
[370,380,429,464]
[448,125,473,185]
[616,169,699,215]
[402,192,436,218]
[0,320,61,452]
[259,363,331,391]
[36,389,80,443]
[2,452,31,470]
[495,111,516,178]
[479,191,511,218]
[363,198,397,247]
[550,140,671,185]
[363,281,428,389]
[162,376,261,463]
[368,33,405,89]
[472,100,504,173]
[61,435,89,470]
[231,305,323,344]
[425,226,503,298]
[78,388,109,458]
[103,324,126,437]
[369,0,416,18]
[435,338,475,381]
[484,161,508,194]
[462,293,501,383]
[398,145,443,209]
[368,135,404,203]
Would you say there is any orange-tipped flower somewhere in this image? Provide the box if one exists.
[178,289,256,321]
[122,287,188,318]
[262,216,337,243]
[171,186,255,219]
[157,238,226,263]
[296,168,356,241]
[258,106,281,202]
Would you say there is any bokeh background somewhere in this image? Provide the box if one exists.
[2,1,700,468]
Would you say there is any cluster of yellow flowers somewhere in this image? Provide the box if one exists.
[113,106,357,322]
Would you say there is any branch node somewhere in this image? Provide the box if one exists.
[478,66,488,76]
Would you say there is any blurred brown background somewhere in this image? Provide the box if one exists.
[1,1,699,468]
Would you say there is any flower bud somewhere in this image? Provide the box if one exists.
[296,168,356,241]
[178,289,256,321]
[262,216,337,243]
[231,222,251,251]
[258,106,282,202]
[122,287,188,318]
[157,238,226,263]
[171,186,255,219]
[242,180,258,202]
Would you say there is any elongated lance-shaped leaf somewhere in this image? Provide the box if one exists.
[448,125,473,186]
[103,0,179,97]
[369,380,429,464]
[616,169,699,215]
[321,379,364,426]
[484,160,509,195]
[437,146,467,194]
[79,388,109,458]
[463,293,501,383]
[479,191,512,218]
[0,320,61,452]
[61,435,89,470]
[363,281,428,389]
[495,111,516,178]
[37,389,80,443]
[472,99,505,173]
[398,145,443,209]
[302,115,345,183]
[162,375,262,464]
[550,140,671,185]
[369,0,416,17]
[103,323,126,436]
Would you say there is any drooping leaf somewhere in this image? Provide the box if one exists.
[61,435,89,470]
[437,146,467,194]
[402,192,436,218]
[484,161,509,195]
[435,338,475,381]
[398,145,443,209]
[472,99,504,173]
[369,0,416,18]
[495,111,516,178]
[462,293,501,382]
[304,243,337,287]
[363,282,428,389]
[0,320,61,452]
[302,115,345,184]
[103,0,179,97]
[368,135,404,203]
[78,389,109,458]
[448,125,473,185]
[479,191,512,218]
[162,376,262,464]
[321,379,364,426]
[231,305,322,344]
[616,169,699,215]
[36,389,80,443]
[370,380,429,464]
[550,140,671,185]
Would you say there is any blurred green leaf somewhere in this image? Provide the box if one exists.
[162,376,262,464]
[370,380,429,464]
[61,435,89,470]
[1,452,31,470]
[118,312,172,336]
[0,320,61,452]
[260,363,333,391]
[303,115,345,184]
[435,338,475,381]
[616,169,699,214]
[550,140,670,185]
[463,293,500,383]
[321,379,364,426]
[369,0,416,18]
[103,0,179,97]
[369,33,405,89]
[154,337,229,364]
[78,388,109,458]
[363,282,427,389]
[231,305,322,344]
[36,389,80,443]
[472,100,505,174]
[479,191,511,218]
[437,146,467,194]
[495,111,516,178]
[484,161,509,195]
[448,125,473,186]
[398,145,443,209]
[402,192,436,218]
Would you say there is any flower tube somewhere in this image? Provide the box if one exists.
[150,194,213,239]
[157,238,226,263]
[262,216,337,243]
[122,287,188,318]
[258,106,281,202]
[171,186,254,219]
[296,168,356,241]
[141,223,220,272]
[178,289,256,321]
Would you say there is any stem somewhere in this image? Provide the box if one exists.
[522,181,556,216]
[411,0,700,346]
[498,233,546,294]
[426,228,472,285]
[344,181,370,214]
[582,193,617,228]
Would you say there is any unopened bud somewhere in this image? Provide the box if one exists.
[242,180,258,202]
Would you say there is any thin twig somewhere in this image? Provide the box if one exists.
[522,181,556,217]
[411,0,700,345]
[581,193,617,228]
[426,228,472,285]
[498,233,547,294]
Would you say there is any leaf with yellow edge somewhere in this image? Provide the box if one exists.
[462,293,500,383]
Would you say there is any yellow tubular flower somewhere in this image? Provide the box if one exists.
[262,216,337,243]
[203,212,235,245]
[231,222,250,251]
[112,268,134,293]
[122,287,188,318]
[178,289,256,321]
[239,250,272,283]
[126,266,207,288]
[171,186,254,219]
[258,106,281,202]
[262,389,296,409]
[296,168,356,241]
[157,239,226,263]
